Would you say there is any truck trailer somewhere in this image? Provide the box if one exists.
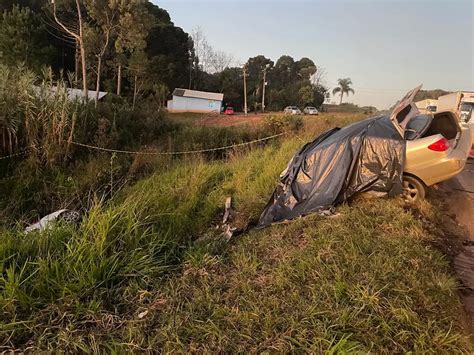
[437,92,474,157]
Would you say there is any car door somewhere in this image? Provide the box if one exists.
[389,85,422,137]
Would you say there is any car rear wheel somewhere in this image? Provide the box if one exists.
[402,175,425,203]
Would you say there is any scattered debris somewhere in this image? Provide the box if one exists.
[221,197,237,240]
[317,207,340,218]
[24,209,81,234]
[222,224,237,241]
[222,196,232,223]
[138,310,149,319]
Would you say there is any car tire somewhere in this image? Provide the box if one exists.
[402,175,425,203]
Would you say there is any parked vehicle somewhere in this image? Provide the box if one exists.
[284,106,302,115]
[303,106,319,115]
[415,99,438,114]
[224,106,234,115]
[426,105,437,113]
[437,92,474,158]
[390,88,472,202]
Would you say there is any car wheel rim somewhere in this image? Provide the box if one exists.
[403,181,418,202]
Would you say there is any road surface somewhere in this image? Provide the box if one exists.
[442,160,474,236]
[441,160,474,334]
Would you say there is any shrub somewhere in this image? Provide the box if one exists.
[263,114,304,134]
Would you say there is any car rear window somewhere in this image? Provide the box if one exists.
[404,114,431,140]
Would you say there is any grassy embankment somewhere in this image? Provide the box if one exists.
[0,113,470,352]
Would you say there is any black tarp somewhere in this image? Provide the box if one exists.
[258,114,406,227]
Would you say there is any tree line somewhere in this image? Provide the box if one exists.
[0,0,329,111]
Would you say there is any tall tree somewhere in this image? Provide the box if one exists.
[299,85,314,108]
[332,78,355,104]
[114,0,152,96]
[209,50,233,73]
[145,3,192,91]
[52,0,88,98]
[127,50,149,108]
[0,5,54,71]
[245,55,273,109]
[85,0,119,104]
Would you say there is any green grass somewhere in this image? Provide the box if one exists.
[141,200,468,353]
[0,113,470,352]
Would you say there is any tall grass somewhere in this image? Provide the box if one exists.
[0,139,298,350]
[0,65,86,164]
[1,111,468,352]
[0,66,309,224]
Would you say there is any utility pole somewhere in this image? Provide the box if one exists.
[261,64,269,113]
[188,55,193,89]
[242,64,248,116]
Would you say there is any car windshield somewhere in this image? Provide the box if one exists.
[306,107,316,110]
[404,114,432,140]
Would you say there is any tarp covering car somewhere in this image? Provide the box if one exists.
[258,86,422,227]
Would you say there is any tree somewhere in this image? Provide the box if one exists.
[0,5,54,71]
[191,27,213,73]
[299,85,314,107]
[217,67,243,110]
[127,50,149,108]
[114,0,152,96]
[52,0,88,98]
[245,55,273,108]
[144,4,192,90]
[296,57,317,81]
[209,50,233,73]
[266,55,319,110]
[414,89,449,101]
[85,0,119,105]
[332,78,355,104]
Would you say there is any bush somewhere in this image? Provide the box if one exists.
[263,114,304,134]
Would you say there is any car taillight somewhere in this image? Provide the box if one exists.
[428,138,450,152]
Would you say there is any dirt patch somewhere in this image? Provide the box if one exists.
[197,113,269,127]
[434,165,474,339]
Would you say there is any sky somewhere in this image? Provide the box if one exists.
[155,0,473,109]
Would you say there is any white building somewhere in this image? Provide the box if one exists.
[167,88,224,113]
[32,86,108,102]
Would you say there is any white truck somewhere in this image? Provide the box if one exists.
[415,99,438,113]
[437,92,474,157]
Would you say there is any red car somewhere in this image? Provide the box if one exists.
[224,107,234,115]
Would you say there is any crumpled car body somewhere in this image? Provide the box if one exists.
[258,85,471,226]
[258,115,405,227]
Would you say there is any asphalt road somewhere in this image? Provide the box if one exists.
[442,161,474,333]
[442,160,474,237]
